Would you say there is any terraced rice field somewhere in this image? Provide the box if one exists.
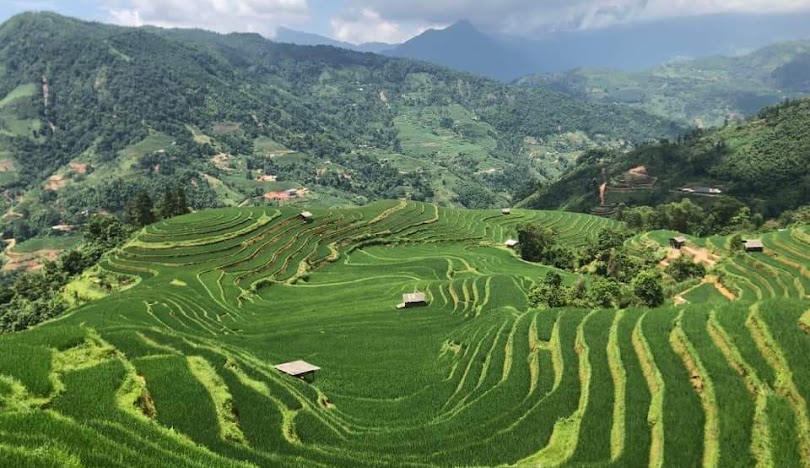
[0,201,808,467]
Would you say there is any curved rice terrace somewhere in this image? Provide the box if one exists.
[0,200,808,467]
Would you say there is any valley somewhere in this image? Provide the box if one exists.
[0,7,808,468]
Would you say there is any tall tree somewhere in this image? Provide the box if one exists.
[127,191,155,227]
[173,186,190,216]
[156,188,178,220]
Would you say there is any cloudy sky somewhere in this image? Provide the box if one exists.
[2,0,810,44]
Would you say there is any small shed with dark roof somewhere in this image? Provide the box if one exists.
[397,292,427,309]
[669,236,687,249]
[275,360,321,382]
[744,239,764,253]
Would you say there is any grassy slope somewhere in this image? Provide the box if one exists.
[0,202,807,466]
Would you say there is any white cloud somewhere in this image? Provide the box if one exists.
[330,8,438,44]
[342,0,810,35]
[102,0,310,36]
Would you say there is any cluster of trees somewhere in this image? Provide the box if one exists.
[616,198,762,236]
[126,185,190,227]
[519,225,671,309]
[665,256,706,283]
[0,215,132,332]
[0,180,199,332]
[257,154,435,202]
[779,205,810,225]
[530,269,665,310]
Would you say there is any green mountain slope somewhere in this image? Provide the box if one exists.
[0,12,681,240]
[0,201,808,466]
[518,40,810,127]
[521,98,810,218]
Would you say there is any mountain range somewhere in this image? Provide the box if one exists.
[279,13,810,82]
[0,12,679,241]
[274,27,393,54]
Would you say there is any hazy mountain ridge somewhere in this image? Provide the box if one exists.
[376,13,810,81]
[518,40,810,126]
[274,27,394,53]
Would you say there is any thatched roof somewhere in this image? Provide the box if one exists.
[403,292,426,304]
[275,360,320,377]
[744,239,764,250]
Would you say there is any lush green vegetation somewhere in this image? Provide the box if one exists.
[519,40,810,126]
[0,12,682,241]
[523,98,810,220]
[0,201,807,466]
[0,215,132,331]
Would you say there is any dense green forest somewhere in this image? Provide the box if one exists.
[0,12,682,241]
[518,40,810,127]
[521,98,810,225]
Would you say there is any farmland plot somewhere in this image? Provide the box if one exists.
[0,202,807,466]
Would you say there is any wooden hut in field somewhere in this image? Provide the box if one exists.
[275,360,320,382]
[300,211,313,222]
[505,239,519,249]
[397,292,427,309]
[501,208,512,215]
[744,239,764,253]
[669,236,687,249]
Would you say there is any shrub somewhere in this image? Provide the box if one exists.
[665,257,707,282]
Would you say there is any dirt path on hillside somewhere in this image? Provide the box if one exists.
[706,275,736,301]
[660,245,719,268]
[683,245,720,267]
[674,275,737,305]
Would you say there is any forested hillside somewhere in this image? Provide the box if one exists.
[518,41,810,127]
[0,12,680,242]
[521,98,810,223]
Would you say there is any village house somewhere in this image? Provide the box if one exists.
[275,360,320,383]
[669,236,687,249]
[397,292,427,309]
[744,239,764,253]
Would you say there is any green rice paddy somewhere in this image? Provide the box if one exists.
[0,201,808,466]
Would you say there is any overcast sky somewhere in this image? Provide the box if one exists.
[3,0,810,44]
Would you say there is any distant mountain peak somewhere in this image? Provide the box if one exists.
[387,18,534,81]
[448,19,477,31]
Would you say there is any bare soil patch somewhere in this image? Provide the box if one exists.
[0,159,15,171]
[3,245,60,272]
[45,174,66,191]
[69,162,88,174]
[662,245,719,268]
[210,153,233,172]
[706,275,736,301]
